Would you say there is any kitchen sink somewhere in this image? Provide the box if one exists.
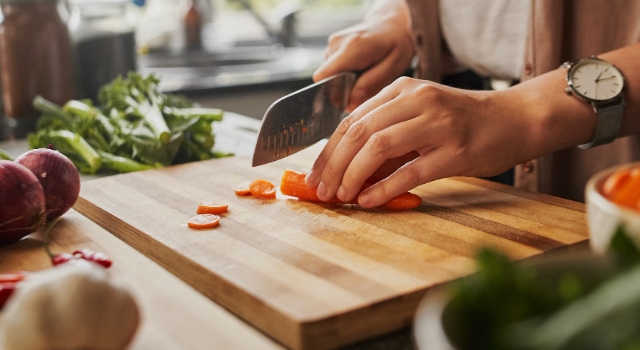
[138,45,325,93]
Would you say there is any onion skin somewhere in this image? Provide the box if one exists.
[15,149,81,222]
[0,161,46,245]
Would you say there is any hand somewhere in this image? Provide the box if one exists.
[304,77,545,208]
[313,7,415,112]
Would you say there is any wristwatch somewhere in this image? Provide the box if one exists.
[561,55,626,149]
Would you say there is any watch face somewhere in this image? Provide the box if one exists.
[568,58,624,102]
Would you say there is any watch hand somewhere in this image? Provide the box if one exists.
[596,76,616,82]
[595,71,604,82]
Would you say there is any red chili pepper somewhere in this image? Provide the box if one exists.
[52,252,75,266]
[0,283,17,310]
[0,272,26,309]
[0,272,26,284]
[73,249,112,268]
[51,249,112,268]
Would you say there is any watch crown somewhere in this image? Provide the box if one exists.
[565,87,573,95]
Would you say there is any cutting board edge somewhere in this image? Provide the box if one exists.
[297,287,433,349]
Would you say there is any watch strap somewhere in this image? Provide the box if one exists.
[578,95,626,149]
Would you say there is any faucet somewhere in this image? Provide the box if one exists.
[234,0,300,47]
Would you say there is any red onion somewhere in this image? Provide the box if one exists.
[15,148,80,221]
[0,160,46,244]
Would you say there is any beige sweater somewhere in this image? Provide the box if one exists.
[405,0,640,202]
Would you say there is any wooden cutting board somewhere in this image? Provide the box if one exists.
[74,143,589,350]
[0,210,281,350]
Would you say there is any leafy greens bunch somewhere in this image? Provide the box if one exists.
[29,72,228,174]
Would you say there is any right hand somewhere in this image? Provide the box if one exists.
[313,9,415,112]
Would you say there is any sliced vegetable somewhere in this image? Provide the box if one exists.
[280,170,322,202]
[249,179,276,199]
[197,202,229,215]
[280,169,422,210]
[602,168,632,198]
[188,214,220,229]
[603,166,640,210]
[234,181,252,196]
[379,192,423,210]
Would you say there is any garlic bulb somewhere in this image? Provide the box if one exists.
[0,261,140,350]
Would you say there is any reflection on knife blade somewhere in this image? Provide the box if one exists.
[252,72,357,166]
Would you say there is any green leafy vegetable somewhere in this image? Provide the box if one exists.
[608,224,640,269]
[442,225,640,350]
[29,72,231,174]
[0,149,12,160]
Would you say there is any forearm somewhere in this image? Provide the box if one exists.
[500,42,640,160]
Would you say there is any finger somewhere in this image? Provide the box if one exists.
[357,147,459,208]
[367,151,420,183]
[347,51,413,111]
[306,76,407,191]
[337,115,435,202]
[315,93,420,201]
[306,84,398,188]
[305,113,357,189]
[314,42,375,83]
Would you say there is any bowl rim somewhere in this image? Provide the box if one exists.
[585,161,640,220]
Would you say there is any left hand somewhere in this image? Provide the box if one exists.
[304,76,545,208]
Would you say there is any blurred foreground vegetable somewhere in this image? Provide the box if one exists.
[29,72,230,174]
[0,262,140,350]
[442,226,640,350]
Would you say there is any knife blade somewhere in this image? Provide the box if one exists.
[252,72,357,167]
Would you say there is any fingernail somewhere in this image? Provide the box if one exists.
[336,186,347,201]
[359,193,371,208]
[317,182,327,198]
[305,171,318,188]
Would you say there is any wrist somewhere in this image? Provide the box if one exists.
[505,69,597,157]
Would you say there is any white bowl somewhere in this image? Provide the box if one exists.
[585,162,640,255]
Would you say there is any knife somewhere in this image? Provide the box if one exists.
[252,72,357,167]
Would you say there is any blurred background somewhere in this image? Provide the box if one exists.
[0,0,371,138]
